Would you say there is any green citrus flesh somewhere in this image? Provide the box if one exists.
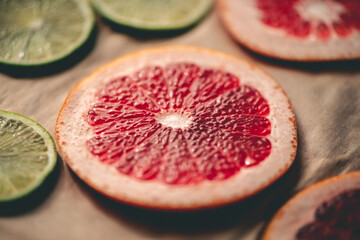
[0,110,57,202]
[0,0,94,66]
[92,0,213,30]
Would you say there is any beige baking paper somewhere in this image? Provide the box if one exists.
[1,7,360,240]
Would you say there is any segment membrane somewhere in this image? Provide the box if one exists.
[0,0,90,63]
[257,0,360,39]
[87,63,272,185]
[0,116,48,195]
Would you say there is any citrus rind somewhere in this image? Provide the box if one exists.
[0,0,94,66]
[56,46,297,210]
[91,0,213,31]
[262,171,360,240]
[217,0,360,61]
[0,110,57,202]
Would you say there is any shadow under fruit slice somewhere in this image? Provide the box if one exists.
[217,0,360,61]
[0,0,94,66]
[56,46,297,210]
[263,171,360,240]
[0,110,57,202]
[91,0,213,31]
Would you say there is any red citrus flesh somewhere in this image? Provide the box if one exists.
[296,189,360,240]
[217,0,360,61]
[263,171,360,240]
[86,63,272,185]
[56,46,297,209]
[258,0,360,39]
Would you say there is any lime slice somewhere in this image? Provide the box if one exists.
[0,110,57,202]
[0,0,94,66]
[92,0,213,31]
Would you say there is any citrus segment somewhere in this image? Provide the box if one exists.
[56,46,297,209]
[166,63,201,109]
[183,69,239,111]
[0,110,56,201]
[96,76,160,112]
[91,0,213,30]
[0,0,94,65]
[192,86,270,117]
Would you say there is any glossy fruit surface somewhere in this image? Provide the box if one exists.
[217,0,360,61]
[87,62,272,184]
[0,110,57,201]
[263,171,360,240]
[56,46,297,209]
[92,0,213,31]
[0,0,94,66]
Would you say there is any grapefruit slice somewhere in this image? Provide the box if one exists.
[56,46,297,209]
[263,171,360,240]
[217,0,360,61]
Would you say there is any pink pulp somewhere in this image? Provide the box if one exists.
[87,63,272,185]
[257,0,360,39]
[296,189,360,240]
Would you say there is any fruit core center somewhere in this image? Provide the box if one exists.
[296,0,345,23]
[156,112,191,129]
[29,19,44,29]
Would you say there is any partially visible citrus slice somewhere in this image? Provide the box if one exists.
[0,0,94,66]
[56,46,297,210]
[217,0,360,61]
[91,0,213,31]
[0,110,57,202]
[263,171,360,240]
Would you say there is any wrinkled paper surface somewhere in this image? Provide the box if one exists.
[1,8,360,240]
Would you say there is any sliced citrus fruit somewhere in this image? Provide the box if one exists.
[91,0,213,31]
[217,0,360,61]
[263,171,360,240]
[0,110,57,202]
[0,0,94,66]
[56,46,297,210]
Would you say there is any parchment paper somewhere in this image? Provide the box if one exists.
[1,7,360,240]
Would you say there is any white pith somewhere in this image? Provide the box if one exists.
[156,112,192,129]
[56,46,297,209]
[296,0,345,24]
[217,0,360,61]
[263,172,360,240]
